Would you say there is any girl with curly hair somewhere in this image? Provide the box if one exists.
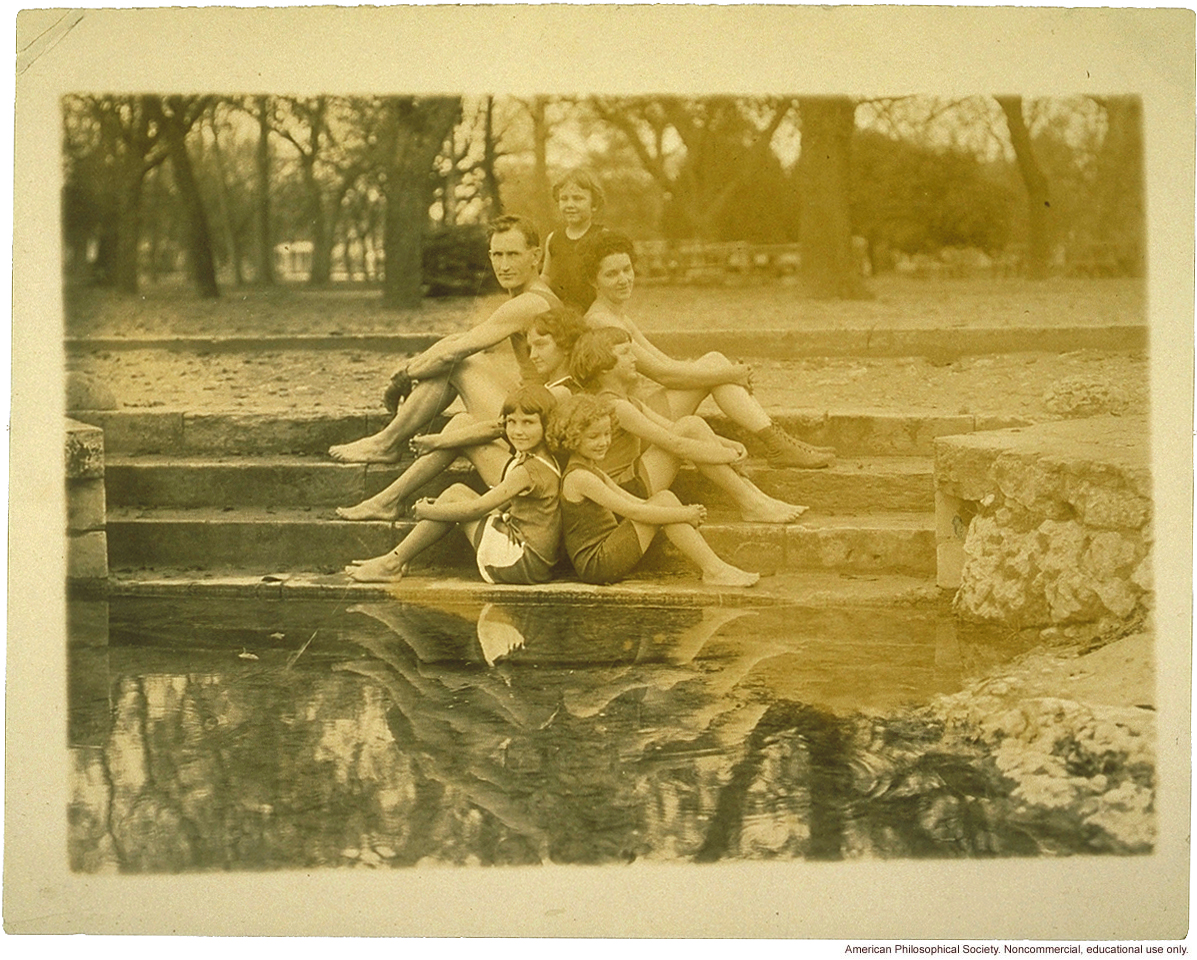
[549,393,758,588]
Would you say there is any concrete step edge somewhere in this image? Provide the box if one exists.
[75,569,947,609]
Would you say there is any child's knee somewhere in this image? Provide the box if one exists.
[702,350,730,365]
[439,483,476,502]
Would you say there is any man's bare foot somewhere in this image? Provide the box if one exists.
[345,553,408,582]
[741,497,808,524]
[336,500,400,521]
[703,565,760,587]
[329,436,403,464]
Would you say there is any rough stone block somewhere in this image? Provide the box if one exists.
[67,477,107,532]
[68,530,109,580]
[65,419,105,479]
[941,417,1153,628]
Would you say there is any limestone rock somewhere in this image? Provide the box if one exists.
[1042,375,1128,418]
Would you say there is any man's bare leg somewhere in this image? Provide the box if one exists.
[336,449,457,521]
[336,411,506,521]
[330,377,459,463]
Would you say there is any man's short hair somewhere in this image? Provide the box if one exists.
[487,214,540,250]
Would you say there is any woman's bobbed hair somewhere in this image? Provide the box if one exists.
[529,305,589,356]
[569,326,632,389]
[582,231,637,284]
[547,392,614,456]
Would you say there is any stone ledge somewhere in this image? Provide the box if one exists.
[934,417,1153,627]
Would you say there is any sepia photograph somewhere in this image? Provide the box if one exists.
[7,3,1193,941]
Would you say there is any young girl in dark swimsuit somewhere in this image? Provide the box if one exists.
[549,393,758,588]
[346,385,563,584]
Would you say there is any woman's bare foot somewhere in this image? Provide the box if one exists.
[336,500,400,521]
[702,564,760,588]
[740,496,808,524]
[345,552,408,582]
[329,435,403,464]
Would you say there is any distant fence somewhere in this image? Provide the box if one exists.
[631,239,1134,284]
[633,240,805,283]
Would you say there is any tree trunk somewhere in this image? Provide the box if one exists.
[255,96,276,284]
[160,100,220,298]
[797,97,870,300]
[480,96,503,218]
[996,95,1051,280]
[1097,95,1145,276]
[529,96,554,230]
[112,164,145,294]
[208,118,244,285]
[380,96,462,308]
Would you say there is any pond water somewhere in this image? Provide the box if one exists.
[67,595,1150,872]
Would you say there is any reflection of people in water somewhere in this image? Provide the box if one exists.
[335,597,774,864]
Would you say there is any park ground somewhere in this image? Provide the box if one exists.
[66,275,1150,420]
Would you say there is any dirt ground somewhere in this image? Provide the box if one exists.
[69,345,1150,420]
[65,277,1150,418]
[65,275,1147,338]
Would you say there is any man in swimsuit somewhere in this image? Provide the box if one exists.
[329,214,562,464]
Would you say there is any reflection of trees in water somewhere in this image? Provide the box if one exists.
[69,600,1152,872]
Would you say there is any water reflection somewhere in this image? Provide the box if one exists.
[67,597,1153,872]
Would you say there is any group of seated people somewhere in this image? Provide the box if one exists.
[332,169,836,588]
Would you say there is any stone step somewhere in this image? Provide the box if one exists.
[64,323,1147,359]
[105,507,936,577]
[104,455,485,509]
[70,408,1031,458]
[78,568,945,610]
[104,453,934,514]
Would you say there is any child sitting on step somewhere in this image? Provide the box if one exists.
[549,392,759,588]
[346,384,563,584]
[571,326,808,524]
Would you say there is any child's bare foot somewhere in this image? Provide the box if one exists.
[329,436,402,464]
[741,496,808,524]
[336,500,400,521]
[345,553,408,582]
[703,564,760,587]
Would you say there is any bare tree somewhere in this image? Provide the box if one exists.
[254,95,276,285]
[377,96,463,307]
[590,95,793,240]
[146,94,220,298]
[996,95,1052,279]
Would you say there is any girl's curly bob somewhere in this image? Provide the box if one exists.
[547,392,614,456]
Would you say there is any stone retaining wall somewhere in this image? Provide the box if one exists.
[935,417,1152,627]
[66,418,108,581]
